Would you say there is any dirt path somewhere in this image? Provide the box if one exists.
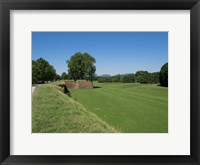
[32,86,36,93]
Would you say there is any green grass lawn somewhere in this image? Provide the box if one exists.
[32,83,117,133]
[32,81,168,133]
[69,82,168,133]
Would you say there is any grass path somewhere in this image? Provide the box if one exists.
[32,84,117,133]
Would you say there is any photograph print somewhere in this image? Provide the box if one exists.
[32,32,168,133]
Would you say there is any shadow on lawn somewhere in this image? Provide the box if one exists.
[157,84,168,88]
[93,86,102,89]
[58,84,71,97]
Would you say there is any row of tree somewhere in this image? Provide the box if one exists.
[66,52,168,87]
[97,71,160,84]
[32,52,96,84]
[97,63,168,87]
[32,52,168,87]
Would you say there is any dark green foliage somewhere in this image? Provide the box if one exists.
[97,74,112,83]
[149,72,160,84]
[67,52,96,81]
[61,72,68,80]
[112,74,121,82]
[97,74,135,83]
[32,58,56,84]
[136,75,147,83]
[159,63,168,87]
[32,60,39,84]
[98,76,112,83]
[135,71,150,83]
[97,72,159,84]
[55,74,61,80]
[135,71,160,84]
[120,74,135,83]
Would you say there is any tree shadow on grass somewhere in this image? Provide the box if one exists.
[58,84,71,97]
[93,86,102,89]
[157,84,168,88]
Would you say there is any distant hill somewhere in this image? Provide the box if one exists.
[98,74,111,77]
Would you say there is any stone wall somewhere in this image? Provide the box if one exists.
[65,80,93,89]
[65,80,76,88]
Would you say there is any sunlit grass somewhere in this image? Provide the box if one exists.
[69,81,168,133]
[32,83,117,133]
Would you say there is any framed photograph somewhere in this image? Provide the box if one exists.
[1,0,200,164]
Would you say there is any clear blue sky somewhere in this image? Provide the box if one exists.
[32,32,168,76]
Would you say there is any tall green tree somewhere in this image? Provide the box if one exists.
[32,58,56,84]
[159,62,168,87]
[61,72,68,80]
[67,52,96,81]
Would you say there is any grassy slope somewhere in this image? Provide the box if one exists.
[32,83,116,133]
[70,82,168,133]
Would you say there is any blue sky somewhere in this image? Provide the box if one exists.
[32,32,168,76]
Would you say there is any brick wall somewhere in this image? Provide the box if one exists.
[65,80,93,89]
[65,80,76,88]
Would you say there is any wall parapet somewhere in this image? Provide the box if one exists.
[65,80,93,89]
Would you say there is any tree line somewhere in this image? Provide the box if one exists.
[32,52,168,87]
[97,71,160,84]
[97,63,168,87]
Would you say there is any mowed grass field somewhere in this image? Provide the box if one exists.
[32,81,168,133]
[69,82,168,133]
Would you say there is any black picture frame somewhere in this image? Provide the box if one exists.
[0,0,200,164]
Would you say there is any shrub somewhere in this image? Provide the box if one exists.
[159,63,168,87]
